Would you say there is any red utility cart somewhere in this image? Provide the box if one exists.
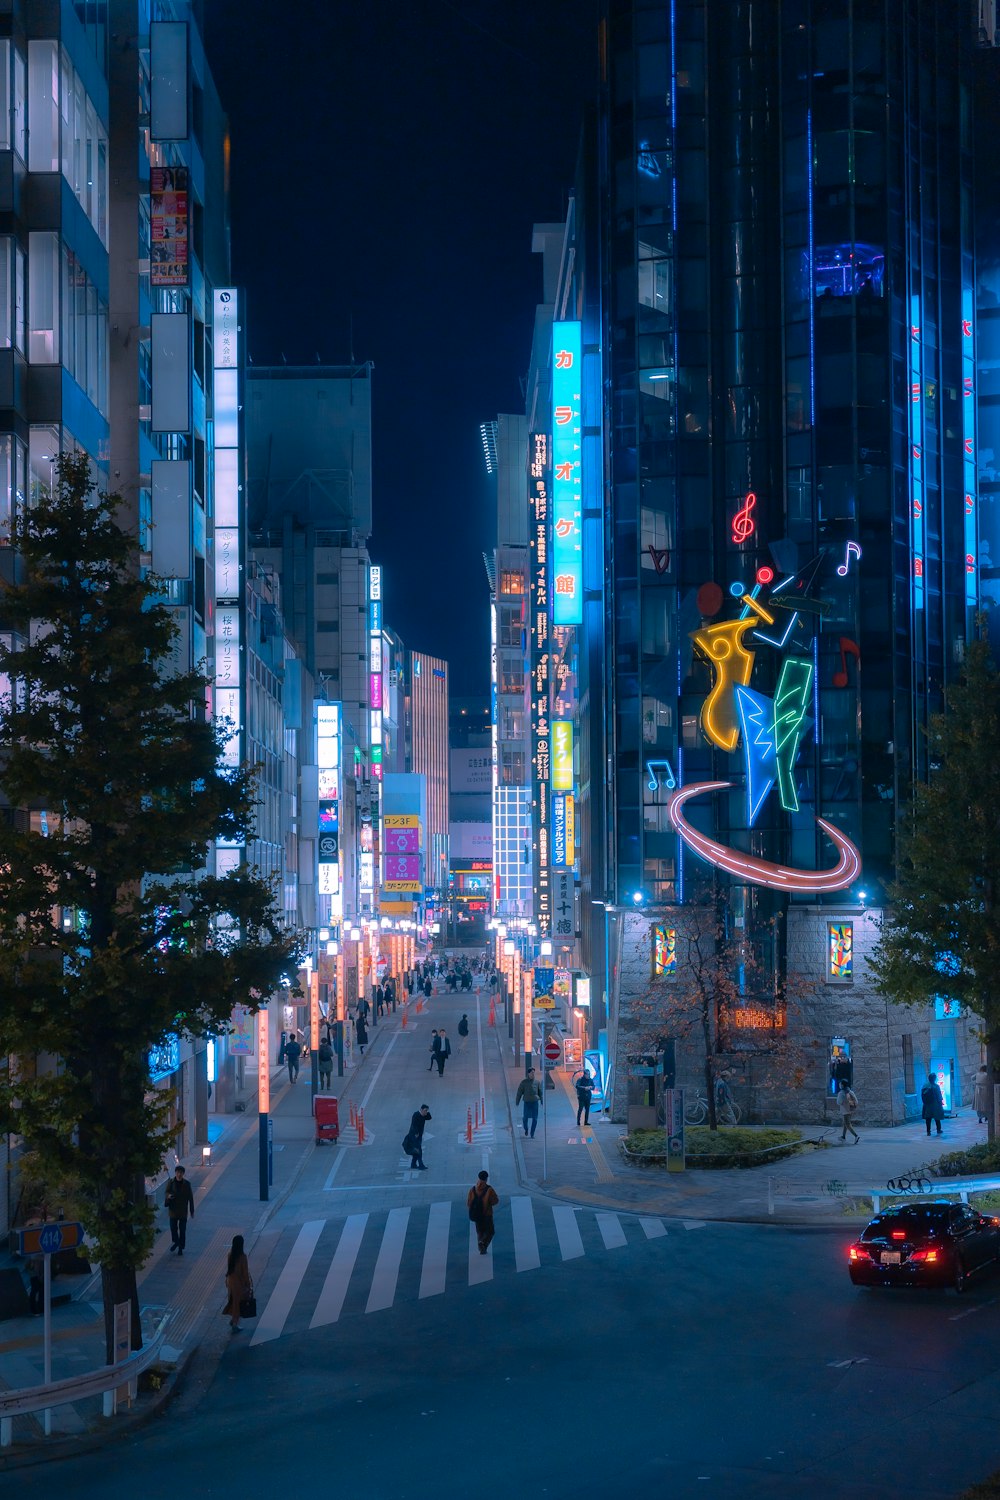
[314,1094,340,1145]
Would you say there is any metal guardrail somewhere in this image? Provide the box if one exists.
[869,1175,1000,1213]
[0,1314,170,1448]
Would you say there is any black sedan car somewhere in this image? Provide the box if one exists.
[848,1201,1000,1292]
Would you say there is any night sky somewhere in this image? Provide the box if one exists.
[203,2,601,696]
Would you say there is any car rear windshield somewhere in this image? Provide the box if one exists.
[861,1208,951,1239]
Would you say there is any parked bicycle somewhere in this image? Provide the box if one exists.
[656,1086,742,1127]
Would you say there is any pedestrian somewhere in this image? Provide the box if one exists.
[515,1068,543,1138]
[164,1164,195,1256]
[404,1104,431,1169]
[284,1032,301,1084]
[467,1169,500,1255]
[357,995,370,1024]
[921,1072,945,1136]
[428,1029,441,1071]
[436,1028,451,1076]
[836,1079,860,1143]
[458,1013,470,1052]
[407,973,414,996]
[423,975,432,999]
[574,1068,595,1127]
[317,1035,334,1089]
[386,977,397,1012]
[375,982,384,1017]
[221,1234,252,1334]
[973,1063,991,1125]
[355,1011,368,1056]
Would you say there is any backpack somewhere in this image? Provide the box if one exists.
[468,1189,484,1222]
[845,1088,858,1110]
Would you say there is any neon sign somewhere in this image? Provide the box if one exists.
[962,290,977,607]
[773,657,813,813]
[910,298,924,610]
[731,492,756,545]
[667,782,861,893]
[735,685,775,827]
[551,321,582,626]
[691,598,774,752]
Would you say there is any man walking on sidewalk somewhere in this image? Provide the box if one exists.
[405,1104,431,1169]
[922,1073,945,1136]
[458,1014,470,1052]
[836,1079,860,1143]
[436,1029,452,1076]
[516,1068,543,1138]
[468,1170,499,1254]
[165,1165,195,1255]
[284,1032,301,1084]
[428,1029,441,1071]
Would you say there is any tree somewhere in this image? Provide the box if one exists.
[0,455,301,1359]
[620,905,816,1128]
[868,633,1000,1135]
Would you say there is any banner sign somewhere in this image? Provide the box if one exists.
[150,166,189,286]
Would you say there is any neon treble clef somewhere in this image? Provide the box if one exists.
[732,492,756,545]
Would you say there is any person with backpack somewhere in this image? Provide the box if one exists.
[836,1079,860,1142]
[467,1169,499,1254]
[317,1035,334,1089]
[458,1014,470,1052]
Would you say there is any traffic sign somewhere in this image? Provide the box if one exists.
[18,1221,83,1256]
[544,1035,562,1063]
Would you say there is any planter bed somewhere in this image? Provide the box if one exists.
[619,1126,803,1170]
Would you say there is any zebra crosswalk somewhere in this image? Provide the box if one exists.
[248,1198,682,1348]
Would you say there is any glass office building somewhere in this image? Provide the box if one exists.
[565,0,990,1119]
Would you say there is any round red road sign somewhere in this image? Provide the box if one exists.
[544,1035,562,1062]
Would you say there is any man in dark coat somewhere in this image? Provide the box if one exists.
[428,1029,441,1071]
[921,1073,945,1136]
[284,1032,301,1084]
[436,1029,452,1076]
[574,1069,595,1126]
[164,1165,195,1255]
[405,1105,431,1169]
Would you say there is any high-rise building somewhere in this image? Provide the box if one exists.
[553,0,991,1121]
[407,650,450,896]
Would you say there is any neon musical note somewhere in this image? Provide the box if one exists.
[732,492,757,545]
[646,759,677,792]
[836,541,862,577]
[832,637,861,688]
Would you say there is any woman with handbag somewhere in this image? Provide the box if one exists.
[222,1234,253,1334]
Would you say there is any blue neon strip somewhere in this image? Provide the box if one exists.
[962,287,977,608]
[910,295,924,611]
[551,320,583,626]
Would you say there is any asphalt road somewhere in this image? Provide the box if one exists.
[12,1212,1000,1500]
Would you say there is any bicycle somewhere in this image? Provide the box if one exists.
[656,1090,742,1126]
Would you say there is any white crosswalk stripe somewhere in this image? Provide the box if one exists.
[251,1200,670,1347]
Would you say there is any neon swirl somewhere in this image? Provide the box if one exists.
[667,781,861,893]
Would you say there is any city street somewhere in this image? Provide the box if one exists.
[9,979,1000,1500]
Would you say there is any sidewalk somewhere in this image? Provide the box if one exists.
[498,1037,990,1226]
[0,1004,402,1457]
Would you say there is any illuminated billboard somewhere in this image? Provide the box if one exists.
[552,720,573,792]
[552,792,574,869]
[551,320,582,626]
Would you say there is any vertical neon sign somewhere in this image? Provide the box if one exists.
[909,297,924,611]
[551,321,583,626]
[962,290,977,608]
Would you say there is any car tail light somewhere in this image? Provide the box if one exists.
[891,1231,907,1240]
[849,1245,860,1261]
[910,1248,938,1263]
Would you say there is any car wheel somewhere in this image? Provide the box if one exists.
[954,1259,968,1294]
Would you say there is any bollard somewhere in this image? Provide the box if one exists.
[474,1101,480,1129]
[488,1001,496,1027]
[415,999,424,1014]
[466,1108,473,1144]
[481,1095,486,1126]
[358,1108,365,1144]
[401,1007,408,1029]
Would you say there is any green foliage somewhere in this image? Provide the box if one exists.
[868,636,1000,1030]
[622,1126,801,1166]
[929,1140,1000,1178]
[0,455,301,1302]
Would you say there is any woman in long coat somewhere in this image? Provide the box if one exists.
[356,1011,369,1056]
[973,1064,991,1125]
[223,1234,252,1333]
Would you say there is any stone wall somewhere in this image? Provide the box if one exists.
[608,904,981,1126]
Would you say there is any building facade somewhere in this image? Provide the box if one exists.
[407,649,450,897]
[552,0,991,1121]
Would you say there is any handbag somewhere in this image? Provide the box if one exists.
[240,1284,257,1319]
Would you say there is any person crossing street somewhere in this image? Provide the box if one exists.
[467,1170,499,1255]
[515,1068,544,1138]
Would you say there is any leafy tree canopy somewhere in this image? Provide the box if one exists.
[0,455,301,1351]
